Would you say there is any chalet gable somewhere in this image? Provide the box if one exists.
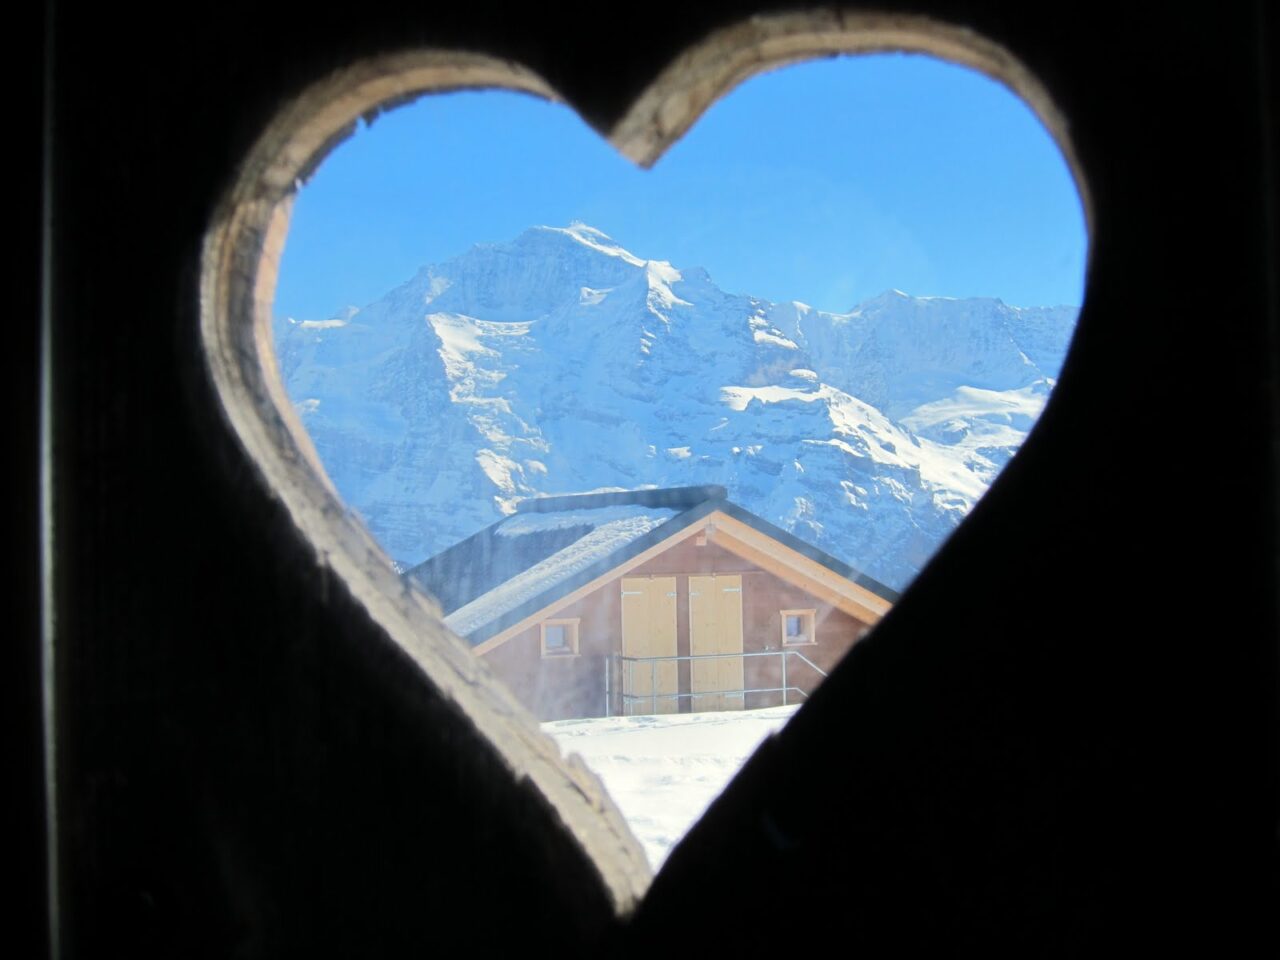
[404,487,898,655]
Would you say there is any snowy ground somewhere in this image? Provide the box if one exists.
[542,705,799,869]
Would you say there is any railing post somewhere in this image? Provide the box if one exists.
[782,649,788,707]
[604,654,611,718]
[651,658,657,714]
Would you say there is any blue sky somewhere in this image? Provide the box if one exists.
[274,53,1087,320]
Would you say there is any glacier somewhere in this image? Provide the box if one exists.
[273,223,1077,591]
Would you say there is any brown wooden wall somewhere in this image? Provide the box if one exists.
[481,536,873,720]
[482,586,623,721]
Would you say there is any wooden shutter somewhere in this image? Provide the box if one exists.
[688,574,745,712]
[620,577,678,714]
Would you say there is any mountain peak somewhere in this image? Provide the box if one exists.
[563,220,612,241]
[513,223,647,268]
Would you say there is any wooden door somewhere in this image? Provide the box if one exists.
[620,576,678,714]
[688,574,745,712]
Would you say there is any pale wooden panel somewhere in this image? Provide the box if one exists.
[689,574,744,712]
[621,577,678,715]
[688,575,716,711]
[651,578,679,714]
[620,578,649,716]
[716,576,745,711]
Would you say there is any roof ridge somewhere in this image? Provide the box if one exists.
[514,485,726,515]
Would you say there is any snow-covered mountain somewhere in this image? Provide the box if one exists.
[273,224,1077,590]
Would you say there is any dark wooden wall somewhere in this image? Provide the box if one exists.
[26,1,1277,956]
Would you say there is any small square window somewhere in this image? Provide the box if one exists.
[780,609,816,646]
[540,619,580,657]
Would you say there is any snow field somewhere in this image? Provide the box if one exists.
[542,705,799,868]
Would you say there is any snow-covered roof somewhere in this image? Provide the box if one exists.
[444,504,678,637]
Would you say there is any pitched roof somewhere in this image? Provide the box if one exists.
[404,485,898,646]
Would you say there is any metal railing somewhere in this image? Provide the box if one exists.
[605,648,829,716]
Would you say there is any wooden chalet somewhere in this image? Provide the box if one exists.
[405,486,898,721]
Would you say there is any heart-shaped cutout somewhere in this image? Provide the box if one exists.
[201,11,1087,905]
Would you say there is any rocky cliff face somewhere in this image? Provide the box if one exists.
[273,223,1077,590]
